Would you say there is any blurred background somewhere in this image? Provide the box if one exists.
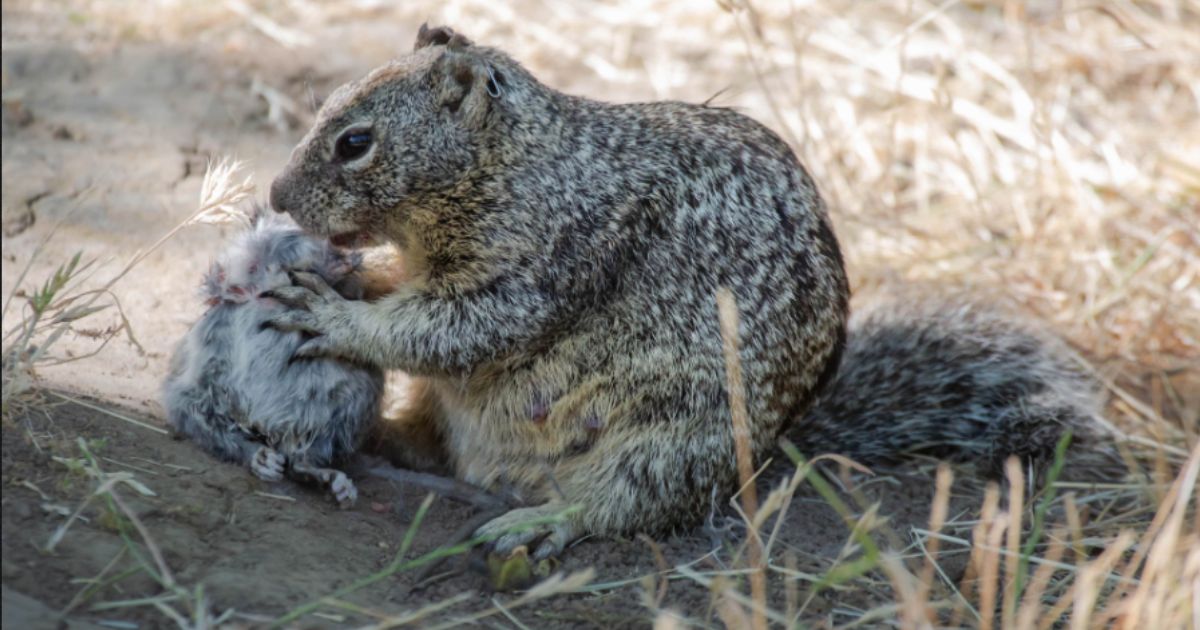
[2,0,1197,440]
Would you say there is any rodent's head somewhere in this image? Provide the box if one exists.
[269,25,526,244]
[202,210,364,306]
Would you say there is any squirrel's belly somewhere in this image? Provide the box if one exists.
[432,376,548,488]
[431,360,610,494]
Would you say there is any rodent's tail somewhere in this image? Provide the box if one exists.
[791,289,1107,476]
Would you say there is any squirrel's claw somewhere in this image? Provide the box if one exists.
[263,285,316,309]
[476,504,579,560]
[263,272,338,308]
[289,270,339,299]
[293,335,339,360]
[265,272,358,361]
[264,309,319,334]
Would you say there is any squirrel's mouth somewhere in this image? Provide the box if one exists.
[330,230,374,249]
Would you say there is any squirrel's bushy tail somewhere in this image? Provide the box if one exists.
[793,289,1106,476]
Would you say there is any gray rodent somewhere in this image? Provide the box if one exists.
[263,25,1103,555]
[162,210,384,506]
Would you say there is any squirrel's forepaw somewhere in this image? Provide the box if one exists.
[264,309,324,338]
[293,335,340,361]
[475,504,580,560]
[289,270,340,298]
[261,272,339,312]
[263,309,320,335]
[251,447,286,482]
[263,273,357,349]
[262,285,317,309]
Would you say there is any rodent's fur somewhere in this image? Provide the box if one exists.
[162,211,385,505]
[797,287,1102,477]
[265,26,1102,555]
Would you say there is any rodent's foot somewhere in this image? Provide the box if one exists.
[251,447,285,482]
[331,471,358,508]
[475,504,580,560]
[291,460,358,508]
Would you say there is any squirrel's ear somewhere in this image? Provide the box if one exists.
[431,49,500,128]
[414,23,471,51]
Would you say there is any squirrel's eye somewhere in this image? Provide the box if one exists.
[334,129,373,162]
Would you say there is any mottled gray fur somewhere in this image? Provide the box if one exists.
[162,212,384,505]
[263,25,1102,555]
[797,289,1103,477]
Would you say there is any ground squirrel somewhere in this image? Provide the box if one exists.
[163,211,386,506]
[265,25,1101,556]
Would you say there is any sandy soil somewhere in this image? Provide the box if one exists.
[2,393,989,628]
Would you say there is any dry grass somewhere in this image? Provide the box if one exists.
[47,437,237,628]
[703,428,1198,629]
[3,0,1197,627]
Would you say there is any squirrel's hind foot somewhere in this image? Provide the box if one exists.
[475,503,581,560]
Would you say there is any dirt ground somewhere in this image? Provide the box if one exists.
[3,393,990,628]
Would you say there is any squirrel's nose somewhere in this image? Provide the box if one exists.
[268,178,290,214]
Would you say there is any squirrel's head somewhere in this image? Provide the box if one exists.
[269,25,527,244]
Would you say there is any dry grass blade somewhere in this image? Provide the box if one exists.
[1014,528,1067,630]
[637,533,671,609]
[416,569,595,630]
[980,512,1010,630]
[223,0,314,48]
[879,551,937,630]
[716,287,767,630]
[352,593,473,629]
[188,157,256,226]
[1003,457,1025,629]
[50,391,168,435]
[652,609,688,630]
[1100,442,1200,628]
[1074,442,1195,624]
[1063,531,1135,630]
[714,580,754,630]
[966,483,1003,630]
[103,157,255,292]
[913,464,952,626]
